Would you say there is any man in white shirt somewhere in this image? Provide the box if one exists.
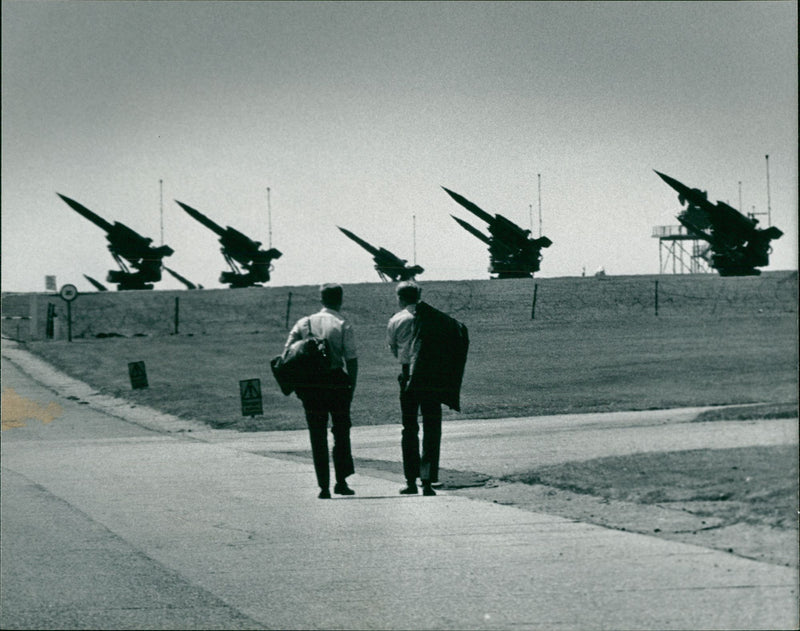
[386,281,440,496]
[285,283,358,499]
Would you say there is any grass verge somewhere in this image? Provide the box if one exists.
[504,445,799,531]
[22,312,798,431]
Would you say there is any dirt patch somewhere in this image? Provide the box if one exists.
[495,445,798,567]
[504,445,798,530]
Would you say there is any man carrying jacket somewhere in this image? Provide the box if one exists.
[284,283,358,499]
[387,281,468,496]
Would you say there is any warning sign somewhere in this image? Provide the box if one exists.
[239,378,263,417]
[128,361,149,389]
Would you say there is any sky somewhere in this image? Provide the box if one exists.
[2,0,797,293]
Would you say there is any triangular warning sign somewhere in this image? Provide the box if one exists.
[242,382,260,400]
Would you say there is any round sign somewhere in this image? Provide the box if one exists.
[59,284,79,302]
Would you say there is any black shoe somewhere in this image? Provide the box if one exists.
[422,483,437,496]
[399,483,419,495]
[318,489,331,499]
[334,482,355,496]
[431,481,444,489]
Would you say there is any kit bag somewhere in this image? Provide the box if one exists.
[270,318,331,396]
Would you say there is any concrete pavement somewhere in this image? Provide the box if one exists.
[1,341,798,630]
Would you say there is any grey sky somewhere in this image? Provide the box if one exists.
[2,1,797,291]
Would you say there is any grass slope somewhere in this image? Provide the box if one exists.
[17,274,798,431]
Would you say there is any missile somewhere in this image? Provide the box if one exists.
[83,274,108,291]
[653,170,711,208]
[655,169,783,276]
[338,226,380,256]
[442,187,494,224]
[654,170,688,194]
[58,193,173,259]
[451,215,492,246]
[175,200,227,237]
[164,266,200,290]
[58,193,114,233]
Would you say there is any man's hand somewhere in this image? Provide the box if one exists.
[346,358,358,400]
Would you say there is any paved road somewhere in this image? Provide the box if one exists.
[1,343,797,630]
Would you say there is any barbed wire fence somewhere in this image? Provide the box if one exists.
[2,272,796,341]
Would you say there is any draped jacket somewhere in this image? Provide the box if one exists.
[406,301,469,411]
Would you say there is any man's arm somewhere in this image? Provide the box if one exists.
[283,318,304,352]
[387,318,399,358]
[345,358,358,393]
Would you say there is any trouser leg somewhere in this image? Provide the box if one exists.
[303,399,330,490]
[330,387,354,483]
[400,384,420,482]
[419,398,442,483]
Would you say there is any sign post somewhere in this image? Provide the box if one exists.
[59,284,78,342]
[46,304,56,339]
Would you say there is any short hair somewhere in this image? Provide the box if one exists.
[396,280,420,304]
[320,283,343,307]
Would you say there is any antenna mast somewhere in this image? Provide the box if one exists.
[159,179,164,245]
[413,213,417,265]
[765,154,771,226]
[738,180,742,211]
[267,187,272,248]
[537,173,542,238]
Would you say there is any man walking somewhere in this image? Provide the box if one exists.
[387,281,468,496]
[284,283,358,499]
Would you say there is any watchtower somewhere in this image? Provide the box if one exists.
[652,225,710,274]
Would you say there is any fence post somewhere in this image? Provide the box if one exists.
[174,297,180,334]
[285,292,293,329]
[654,280,659,317]
[531,283,538,320]
[30,294,38,340]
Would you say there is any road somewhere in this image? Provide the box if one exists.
[1,341,797,630]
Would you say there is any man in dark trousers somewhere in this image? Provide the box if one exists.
[284,283,358,499]
[387,281,468,496]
